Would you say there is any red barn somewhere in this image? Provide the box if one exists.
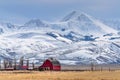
[39,58,61,71]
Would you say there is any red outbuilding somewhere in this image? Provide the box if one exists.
[39,58,61,71]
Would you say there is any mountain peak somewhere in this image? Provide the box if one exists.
[61,11,79,22]
[24,19,46,27]
[60,11,118,35]
[61,11,91,22]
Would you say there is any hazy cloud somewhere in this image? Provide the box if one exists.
[0,0,119,24]
[0,0,119,10]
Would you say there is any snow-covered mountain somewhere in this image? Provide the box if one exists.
[61,11,117,36]
[0,22,18,34]
[0,11,120,65]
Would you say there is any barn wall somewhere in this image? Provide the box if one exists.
[53,66,61,71]
[40,59,61,71]
[40,60,53,70]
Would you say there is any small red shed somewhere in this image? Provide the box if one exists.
[39,58,61,71]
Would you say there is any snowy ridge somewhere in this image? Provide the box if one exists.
[84,14,118,34]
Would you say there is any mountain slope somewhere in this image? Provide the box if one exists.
[0,11,119,65]
[102,19,120,31]
[60,11,118,36]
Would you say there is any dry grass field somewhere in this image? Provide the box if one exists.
[0,71,119,80]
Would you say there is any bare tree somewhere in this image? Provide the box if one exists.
[26,59,29,70]
[8,60,12,67]
[0,60,1,70]
[91,62,94,71]
[32,61,35,70]
[3,60,8,69]
[100,66,103,71]
[20,56,24,66]
[14,58,17,70]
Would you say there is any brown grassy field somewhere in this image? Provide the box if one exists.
[0,71,120,80]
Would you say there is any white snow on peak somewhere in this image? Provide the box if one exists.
[61,11,91,22]
[85,14,118,34]
[59,11,118,36]
[24,19,48,28]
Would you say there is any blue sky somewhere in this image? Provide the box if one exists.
[0,0,120,24]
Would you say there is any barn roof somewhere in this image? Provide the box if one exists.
[48,58,60,66]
